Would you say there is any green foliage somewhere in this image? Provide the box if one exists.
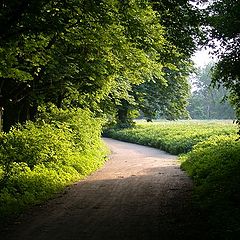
[105,120,236,154]
[0,122,73,170]
[181,135,240,238]
[0,0,203,132]
[37,104,105,154]
[0,106,108,220]
[203,0,240,130]
[150,0,203,58]
[0,163,80,218]
[129,59,192,121]
[110,0,202,125]
[0,0,175,131]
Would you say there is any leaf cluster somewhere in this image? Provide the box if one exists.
[0,0,171,114]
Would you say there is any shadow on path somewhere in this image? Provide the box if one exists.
[1,138,208,240]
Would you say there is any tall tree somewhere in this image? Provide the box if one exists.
[200,0,240,122]
[112,0,203,125]
[131,59,192,121]
[188,63,235,119]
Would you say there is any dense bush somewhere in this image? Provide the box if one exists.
[0,106,108,220]
[181,136,240,238]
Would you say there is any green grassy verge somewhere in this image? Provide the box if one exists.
[0,106,109,221]
[105,120,240,238]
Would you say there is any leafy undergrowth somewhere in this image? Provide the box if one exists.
[181,135,240,239]
[0,105,109,221]
[105,120,240,238]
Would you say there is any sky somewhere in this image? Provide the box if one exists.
[189,48,217,92]
[191,48,215,68]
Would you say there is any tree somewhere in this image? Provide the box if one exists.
[188,63,235,119]
[0,0,171,131]
[150,0,204,58]
[111,0,204,125]
[200,0,240,122]
[133,59,192,120]
[0,0,206,130]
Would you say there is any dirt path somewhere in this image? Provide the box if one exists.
[2,138,206,240]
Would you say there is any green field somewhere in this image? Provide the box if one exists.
[105,120,237,154]
[105,120,240,238]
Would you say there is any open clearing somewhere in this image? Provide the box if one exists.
[1,138,206,240]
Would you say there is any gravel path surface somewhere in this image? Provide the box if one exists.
[1,138,206,240]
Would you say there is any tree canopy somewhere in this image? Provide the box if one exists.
[0,0,204,130]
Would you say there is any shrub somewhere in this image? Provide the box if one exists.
[37,104,105,152]
[0,106,109,220]
[181,135,240,238]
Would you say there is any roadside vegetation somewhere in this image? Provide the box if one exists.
[1,0,240,237]
[105,120,240,238]
[181,135,240,238]
[105,120,236,154]
[0,0,200,222]
[0,105,108,221]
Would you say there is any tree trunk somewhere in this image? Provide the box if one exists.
[117,107,128,124]
[116,100,134,128]
[0,107,3,131]
[2,98,37,132]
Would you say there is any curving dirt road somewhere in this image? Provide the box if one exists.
[1,138,207,240]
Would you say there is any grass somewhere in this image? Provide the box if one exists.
[105,120,240,239]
